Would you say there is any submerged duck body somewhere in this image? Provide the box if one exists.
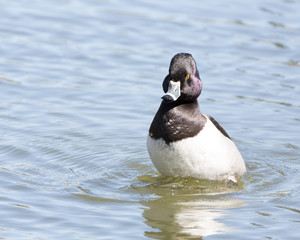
[147,53,246,181]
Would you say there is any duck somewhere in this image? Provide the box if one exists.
[147,53,246,181]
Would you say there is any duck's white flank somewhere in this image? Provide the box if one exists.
[147,114,246,181]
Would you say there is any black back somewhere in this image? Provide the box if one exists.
[206,115,231,139]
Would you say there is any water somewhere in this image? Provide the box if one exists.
[0,0,299,239]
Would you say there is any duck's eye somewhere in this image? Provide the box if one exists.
[186,74,190,79]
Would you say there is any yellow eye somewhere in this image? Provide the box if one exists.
[186,74,190,79]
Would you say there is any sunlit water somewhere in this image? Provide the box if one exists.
[0,0,299,239]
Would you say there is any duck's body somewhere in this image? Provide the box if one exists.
[147,101,245,181]
[147,53,246,181]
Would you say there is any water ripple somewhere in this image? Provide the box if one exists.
[0,0,299,239]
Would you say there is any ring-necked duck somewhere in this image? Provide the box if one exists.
[147,53,246,181]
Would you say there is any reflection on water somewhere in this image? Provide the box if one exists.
[136,175,245,238]
[176,199,244,237]
[143,196,245,239]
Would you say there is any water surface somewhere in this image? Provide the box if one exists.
[0,0,299,239]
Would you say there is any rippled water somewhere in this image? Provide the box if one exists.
[0,0,299,239]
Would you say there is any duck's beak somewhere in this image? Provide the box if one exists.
[161,80,181,103]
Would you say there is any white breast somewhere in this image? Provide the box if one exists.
[147,115,246,181]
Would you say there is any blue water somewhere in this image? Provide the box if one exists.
[0,0,299,239]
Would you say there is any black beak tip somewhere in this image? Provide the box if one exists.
[161,94,174,103]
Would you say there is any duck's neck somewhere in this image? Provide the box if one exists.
[161,99,201,116]
[149,99,205,144]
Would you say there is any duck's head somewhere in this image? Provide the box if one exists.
[162,53,202,103]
